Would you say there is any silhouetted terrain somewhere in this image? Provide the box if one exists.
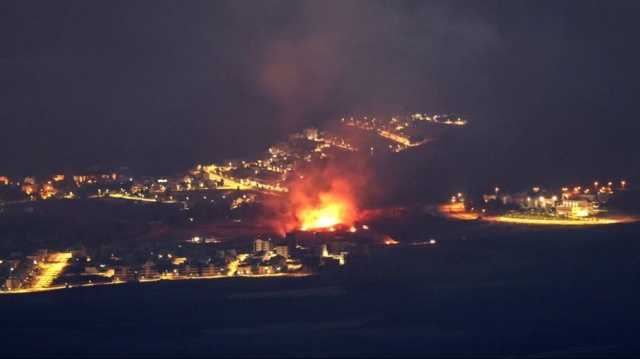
[3,221,640,358]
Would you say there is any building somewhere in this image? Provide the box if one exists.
[201,264,222,277]
[141,261,160,279]
[114,266,132,282]
[82,266,99,275]
[4,276,22,291]
[320,244,348,266]
[237,264,253,275]
[273,245,289,258]
[253,238,272,253]
[258,264,275,275]
[556,199,592,218]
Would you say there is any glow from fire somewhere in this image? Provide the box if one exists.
[299,192,355,231]
[289,176,358,232]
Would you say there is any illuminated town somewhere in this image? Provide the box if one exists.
[5,2,640,357]
[3,112,639,296]
[438,180,637,225]
[0,113,462,294]
[3,118,639,312]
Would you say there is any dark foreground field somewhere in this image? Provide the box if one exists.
[2,222,640,358]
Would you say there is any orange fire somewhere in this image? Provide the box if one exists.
[290,177,358,232]
[298,192,355,231]
[260,161,368,235]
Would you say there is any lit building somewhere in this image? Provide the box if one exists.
[236,264,253,275]
[201,264,221,277]
[21,183,37,196]
[114,266,132,282]
[39,183,57,199]
[253,238,272,253]
[273,245,289,258]
[4,276,22,291]
[258,264,274,275]
[556,199,592,218]
[141,261,160,279]
[320,244,347,266]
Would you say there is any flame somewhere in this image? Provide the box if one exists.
[299,192,354,231]
[291,177,358,232]
[260,161,367,235]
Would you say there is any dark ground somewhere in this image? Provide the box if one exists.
[2,219,640,358]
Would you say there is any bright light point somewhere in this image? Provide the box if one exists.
[384,236,399,245]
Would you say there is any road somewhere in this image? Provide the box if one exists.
[29,252,73,290]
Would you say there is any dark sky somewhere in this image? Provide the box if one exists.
[2,0,639,182]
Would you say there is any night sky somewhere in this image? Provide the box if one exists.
[2,0,639,183]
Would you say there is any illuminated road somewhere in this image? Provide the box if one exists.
[437,204,479,220]
[437,203,638,226]
[206,171,252,190]
[1,269,311,296]
[377,129,427,147]
[227,254,248,276]
[30,252,72,290]
[108,193,157,202]
[483,215,636,226]
[205,169,288,193]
